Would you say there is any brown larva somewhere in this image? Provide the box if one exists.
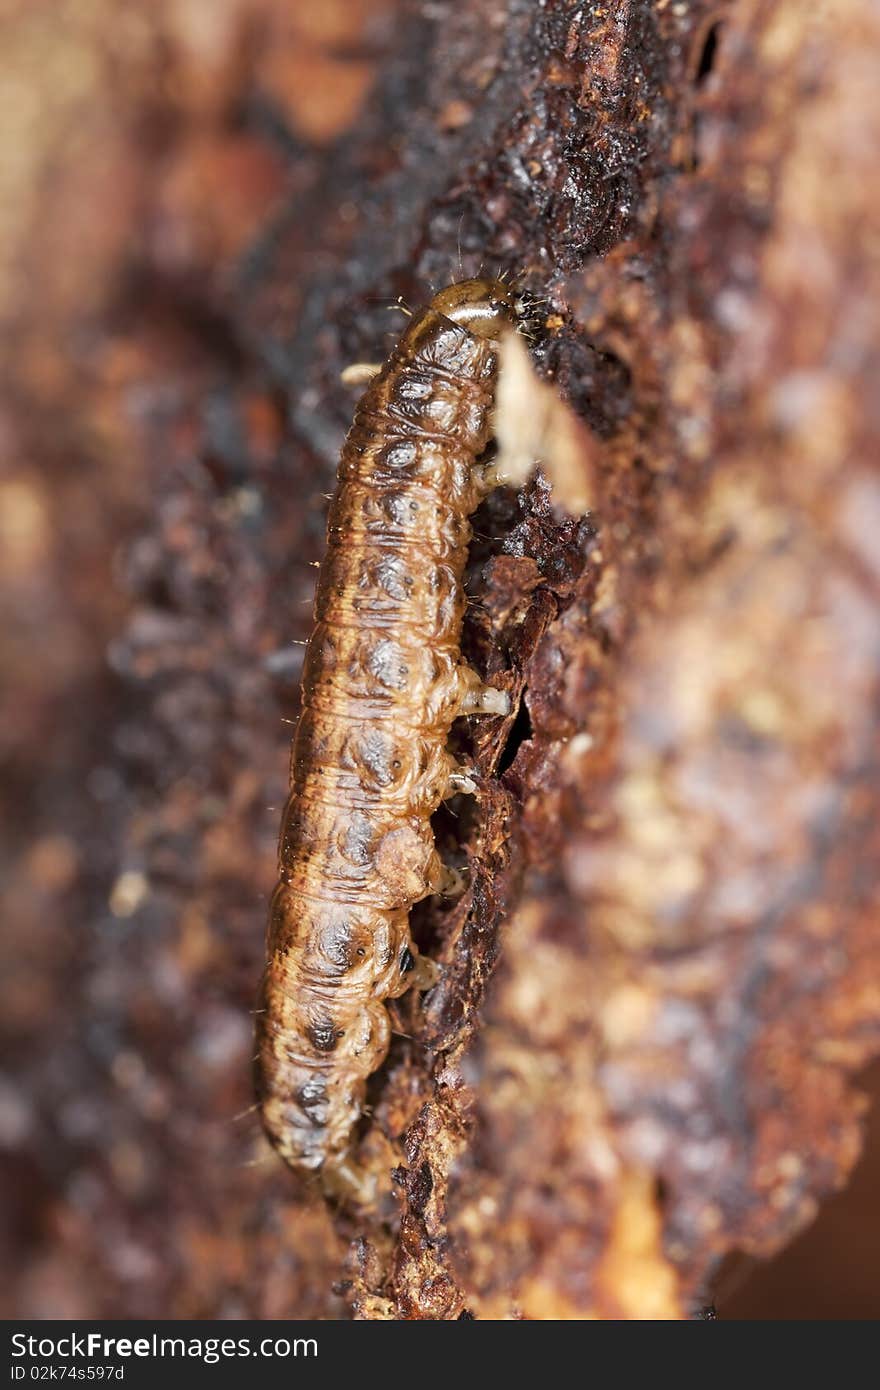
[256,277,527,1196]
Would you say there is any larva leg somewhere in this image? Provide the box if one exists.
[462,685,510,715]
[477,461,506,489]
[424,848,467,899]
[433,861,468,897]
[340,363,382,386]
[409,955,442,990]
[445,763,478,796]
[425,846,467,902]
[474,459,515,493]
[457,664,511,717]
[322,1157,380,1208]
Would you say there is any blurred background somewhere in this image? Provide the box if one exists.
[0,0,394,1321]
[1,0,878,1319]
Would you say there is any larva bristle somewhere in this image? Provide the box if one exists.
[239,1153,276,1170]
[230,1103,261,1123]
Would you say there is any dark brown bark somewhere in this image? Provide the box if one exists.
[2,0,879,1319]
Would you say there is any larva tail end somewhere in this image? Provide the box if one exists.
[459,681,511,717]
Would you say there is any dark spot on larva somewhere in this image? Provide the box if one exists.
[400,946,415,973]
[320,917,358,969]
[367,637,408,689]
[397,374,432,401]
[298,1078,328,1117]
[373,555,409,600]
[308,1017,339,1053]
[341,813,372,866]
[379,439,418,470]
[355,727,395,785]
[381,495,408,529]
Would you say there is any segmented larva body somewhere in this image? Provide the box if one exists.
[257,279,521,1190]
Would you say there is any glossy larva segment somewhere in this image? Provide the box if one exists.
[256,278,520,1190]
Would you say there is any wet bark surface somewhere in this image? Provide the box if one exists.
[2,0,879,1318]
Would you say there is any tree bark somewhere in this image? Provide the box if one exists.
[3,0,879,1319]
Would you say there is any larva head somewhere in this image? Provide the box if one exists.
[431,277,524,340]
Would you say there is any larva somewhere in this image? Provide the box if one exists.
[256,278,526,1194]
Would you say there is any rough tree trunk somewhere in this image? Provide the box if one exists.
[2,0,879,1319]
